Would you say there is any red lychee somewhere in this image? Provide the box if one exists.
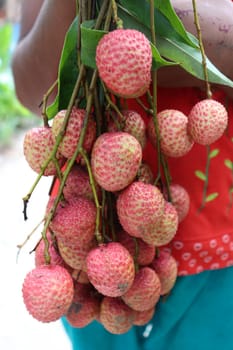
[66,282,100,328]
[137,162,154,184]
[188,99,228,145]
[164,183,190,223]
[22,265,74,323]
[151,250,178,295]
[96,29,152,98]
[91,132,142,192]
[121,267,161,311]
[147,110,194,157]
[51,107,96,159]
[117,181,165,238]
[49,197,96,246]
[35,232,65,268]
[133,307,155,326]
[86,242,135,297]
[100,297,134,334]
[142,201,179,246]
[23,126,65,176]
[108,110,147,148]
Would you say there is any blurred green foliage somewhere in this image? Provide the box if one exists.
[0,23,35,148]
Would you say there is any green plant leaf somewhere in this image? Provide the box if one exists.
[224,159,233,170]
[209,149,220,159]
[195,170,206,181]
[205,192,219,203]
[46,17,79,118]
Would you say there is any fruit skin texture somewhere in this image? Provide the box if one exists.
[86,242,135,297]
[23,126,65,176]
[117,230,155,266]
[164,183,190,223]
[117,181,165,239]
[151,250,178,295]
[91,132,142,192]
[108,110,147,149]
[66,282,100,328]
[137,162,154,184]
[51,107,96,159]
[133,307,155,326]
[49,197,97,247]
[147,110,194,157]
[35,233,65,268]
[188,99,228,145]
[142,201,179,247]
[96,29,152,98]
[22,265,74,323]
[100,297,134,334]
[121,267,161,311]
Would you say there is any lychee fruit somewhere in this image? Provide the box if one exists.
[49,197,96,246]
[137,162,154,184]
[151,250,178,295]
[51,107,96,159]
[23,126,65,176]
[121,267,161,311]
[188,99,228,145]
[66,282,100,328]
[117,181,165,238]
[108,110,147,148]
[133,307,155,326]
[91,132,142,192]
[35,232,65,268]
[96,29,152,98]
[164,183,190,223]
[100,297,134,334]
[22,265,74,323]
[142,201,179,246]
[117,230,155,266]
[147,110,194,157]
[86,242,135,297]
[62,164,100,201]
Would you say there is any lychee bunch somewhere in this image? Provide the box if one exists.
[96,29,152,98]
[22,265,74,323]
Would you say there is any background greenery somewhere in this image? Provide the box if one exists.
[0,23,36,148]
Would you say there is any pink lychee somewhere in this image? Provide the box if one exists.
[96,29,152,98]
[164,183,190,223]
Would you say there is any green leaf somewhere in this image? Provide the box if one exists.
[209,149,220,159]
[195,170,207,181]
[224,159,233,170]
[205,192,219,203]
[81,20,107,69]
[46,17,79,118]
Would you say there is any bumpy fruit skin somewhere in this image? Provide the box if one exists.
[100,297,134,334]
[51,108,96,159]
[121,267,161,311]
[86,242,135,297]
[23,126,65,176]
[49,197,96,246]
[151,251,178,295]
[66,282,100,328]
[63,164,100,201]
[22,265,74,323]
[147,110,194,157]
[137,162,154,184]
[164,183,190,223]
[117,230,155,266]
[142,201,179,246]
[108,110,147,149]
[91,132,142,192]
[133,307,155,326]
[96,29,152,98]
[117,181,165,239]
[188,99,228,145]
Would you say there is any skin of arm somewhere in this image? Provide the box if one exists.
[11,0,76,114]
[11,0,233,115]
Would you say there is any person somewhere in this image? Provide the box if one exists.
[12,1,233,349]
